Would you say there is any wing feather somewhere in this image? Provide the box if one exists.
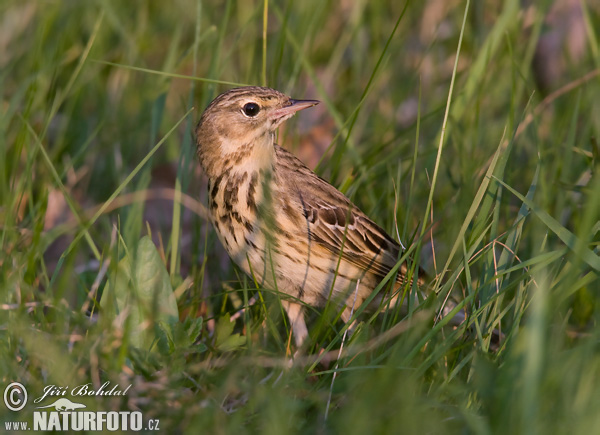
[274,145,412,283]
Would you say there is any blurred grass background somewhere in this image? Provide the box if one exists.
[1,0,600,432]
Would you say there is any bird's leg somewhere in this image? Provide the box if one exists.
[282,300,308,348]
[340,307,359,339]
[340,280,362,341]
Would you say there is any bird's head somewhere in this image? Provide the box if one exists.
[195,86,319,176]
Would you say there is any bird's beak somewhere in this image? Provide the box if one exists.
[289,99,320,111]
[270,99,320,121]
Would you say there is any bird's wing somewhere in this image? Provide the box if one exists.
[274,146,412,283]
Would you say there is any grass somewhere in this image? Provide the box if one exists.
[2,0,600,433]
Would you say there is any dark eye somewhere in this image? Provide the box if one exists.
[242,102,260,117]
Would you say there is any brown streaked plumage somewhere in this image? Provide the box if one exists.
[196,86,422,347]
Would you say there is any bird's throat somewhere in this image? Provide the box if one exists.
[231,130,275,176]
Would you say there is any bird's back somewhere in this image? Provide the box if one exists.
[271,145,421,312]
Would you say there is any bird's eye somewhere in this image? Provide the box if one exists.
[242,102,260,117]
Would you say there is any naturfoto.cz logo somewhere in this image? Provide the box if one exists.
[3,381,159,432]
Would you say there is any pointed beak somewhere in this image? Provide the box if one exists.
[270,98,320,121]
[289,99,320,111]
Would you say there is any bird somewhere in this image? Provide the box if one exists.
[195,86,425,348]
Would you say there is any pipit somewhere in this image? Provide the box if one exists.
[196,86,424,347]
